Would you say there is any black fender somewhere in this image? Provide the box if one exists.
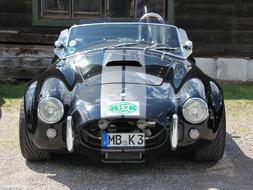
[24,60,80,132]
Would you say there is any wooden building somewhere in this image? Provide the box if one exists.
[0,0,252,79]
[0,0,252,57]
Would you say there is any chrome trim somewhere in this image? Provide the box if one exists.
[65,46,186,61]
[64,22,186,59]
[170,114,178,150]
[37,97,64,124]
[139,13,165,24]
[69,22,178,30]
[67,116,74,152]
[182,98,209,124]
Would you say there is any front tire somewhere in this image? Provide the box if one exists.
[19,99,50,161]
[194,108,226,162]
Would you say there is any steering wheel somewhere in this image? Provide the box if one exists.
[139,13,165,24]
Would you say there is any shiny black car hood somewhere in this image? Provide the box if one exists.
[24,47,224,135]
[55,49,193,125]
[65,49,179,86]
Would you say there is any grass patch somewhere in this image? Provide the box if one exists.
[221,83,253,113]
[221,83,253,100]
[0,82,26,112]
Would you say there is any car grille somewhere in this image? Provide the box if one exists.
[79,118,167,149]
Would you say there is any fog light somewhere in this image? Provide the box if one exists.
[189,129,200,140]
[144,129,151,137]
[98,119,109,130]
[46,128,57,139]
[137,120,147,130]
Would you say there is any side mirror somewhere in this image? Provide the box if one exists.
[53,29,69,59]
[183,41,193,50]
[54,40,64,49]
[54,40,65,59]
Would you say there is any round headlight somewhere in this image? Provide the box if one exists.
[38,97,64,124]
[182,98,208,124]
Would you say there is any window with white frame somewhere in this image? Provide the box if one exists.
[73,0,102,18]
[105,0,136,18]
[40,0,71,18]
[39,0,166,19]
[136,0,166,18]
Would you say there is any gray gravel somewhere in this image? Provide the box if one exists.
[0,109,253,190]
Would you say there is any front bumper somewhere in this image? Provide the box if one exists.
[28,114,218,163]
[66,114,213,163]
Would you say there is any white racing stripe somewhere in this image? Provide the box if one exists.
[100,50,147,118]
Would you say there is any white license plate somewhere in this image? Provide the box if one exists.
[101,133,145,148]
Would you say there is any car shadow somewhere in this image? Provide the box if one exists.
[26,133,253,190]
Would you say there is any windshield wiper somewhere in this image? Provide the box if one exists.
[102,42,178,54]
[103,41,153,51]
[144,43,178,53]
[114,42,139,47]
[102,42,141,51]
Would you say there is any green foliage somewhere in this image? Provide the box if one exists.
[222,83,253,100]
[0,82,26,112]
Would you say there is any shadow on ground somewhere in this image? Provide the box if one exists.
[0,97,5,120]
[26,134,253,190]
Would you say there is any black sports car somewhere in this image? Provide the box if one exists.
[19,13,226,163]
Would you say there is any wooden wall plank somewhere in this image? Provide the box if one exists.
[0,45,53,58]
[0,33,57,45]
[175,0,253,57]
[0,45,53,80]
[176,18,233,31]
[0,68,49,80]
[0,58,52,68]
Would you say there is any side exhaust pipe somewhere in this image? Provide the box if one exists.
[67,116,74,152]
[170,114,178,150]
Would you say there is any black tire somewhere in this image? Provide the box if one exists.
[194,108,226,162]
[19,99,50,161]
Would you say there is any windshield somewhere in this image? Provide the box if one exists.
[66,23,182,55]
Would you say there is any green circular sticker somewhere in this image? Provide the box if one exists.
[68,47,76,55]
[107,102,138,114]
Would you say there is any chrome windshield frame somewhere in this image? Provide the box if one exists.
[64,46,187,62]
[64,22,186,60]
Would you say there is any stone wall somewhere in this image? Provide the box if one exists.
[196,58,253,82]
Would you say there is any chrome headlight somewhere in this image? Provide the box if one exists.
[38,97,64,124]
[182,98,208,124]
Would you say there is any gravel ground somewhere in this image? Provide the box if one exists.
[0,103,253,190]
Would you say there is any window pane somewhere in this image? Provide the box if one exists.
[73,0,101,18]
[40,0,71,18]
[105,0,135,18]
[137,0,165,18]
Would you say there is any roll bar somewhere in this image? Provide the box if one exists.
[139,13,165,24]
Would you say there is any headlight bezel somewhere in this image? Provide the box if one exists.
[37,97,64,124]
[182,97,209,124]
